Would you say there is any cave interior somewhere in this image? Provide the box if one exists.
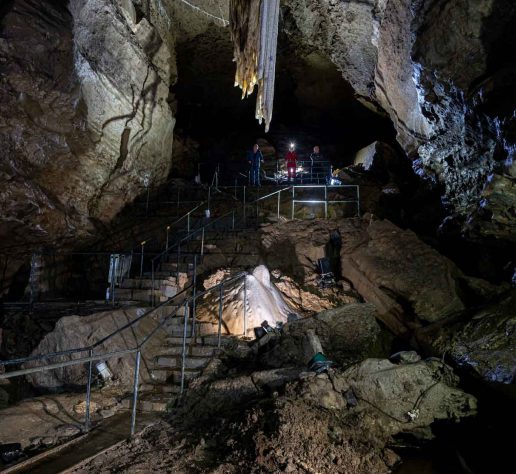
[0,0,515,472]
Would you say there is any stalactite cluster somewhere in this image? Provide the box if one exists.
[229,0,280,132]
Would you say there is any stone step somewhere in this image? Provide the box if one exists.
[139,383,182,395]
[115,289,161,302]
[163,333,233,346]
[163,327,193,337]
[155,355,210,370]
[160,262,194,271]
[120,278,177,290]
[144,271,181,279]
[149,368,201,384]
[165,336,193,345]
[157,345,219,357]
[121,393,174,412]
[162,319,218,331]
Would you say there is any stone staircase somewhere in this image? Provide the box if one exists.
[123,314,236,413]
[117,197,266,412]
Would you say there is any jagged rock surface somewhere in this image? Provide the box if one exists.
[432,290,516,385]
[260,303,386,368]
[283,0,516,239]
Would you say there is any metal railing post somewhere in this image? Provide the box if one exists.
[139,241,145,279]
[187,212,190,233]
[243,186,246,226]
[207,186,211,213]
[243,277,247,337]
[277,189,281,220]
[165,226,170,254]
[84,348,93,431]
[217,283,224,349]
[151,260,155,307]
[324,185,328,219]
[191,255,197,342]
[201,227,205,256]
[130,350,141,436]
[291,186,295,220]
[357,185,361,217]
[180,300,189,395]
[176,243,181,284]
[111,265,115,307]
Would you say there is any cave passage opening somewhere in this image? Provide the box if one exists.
[170,26,399,183]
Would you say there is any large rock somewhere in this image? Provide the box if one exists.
[261,303,385,368]
[335,357,477,438]
[24,307,165,390]
[433,291,516,386]
[341,219,465,332]
[260,218,496,335]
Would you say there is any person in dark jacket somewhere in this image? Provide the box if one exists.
[309,145,329,183]
[247,143,264,186]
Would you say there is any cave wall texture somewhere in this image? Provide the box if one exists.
[0,0,515,282]
[283,0,516,241]
[0,0,177,254]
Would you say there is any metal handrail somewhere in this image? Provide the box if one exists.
[0,284,193,367]
[291,185,360,219]
[150,186,292,288]
[0,182,361,440]
[0,268,249,436]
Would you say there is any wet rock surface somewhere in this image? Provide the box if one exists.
[432,290,516,386]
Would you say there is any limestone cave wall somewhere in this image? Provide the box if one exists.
[0,0,177,256]
[283,0,516,240]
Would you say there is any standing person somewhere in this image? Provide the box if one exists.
[247,143,263,186]
[286,143,298,182]
[310,145,323,183]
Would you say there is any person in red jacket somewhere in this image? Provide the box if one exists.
[285,143,298,182]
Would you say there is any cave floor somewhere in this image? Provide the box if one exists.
[2,412,156,474]
[0,387,153,473]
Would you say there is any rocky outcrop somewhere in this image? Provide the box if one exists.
[24,306,165,389]
[431,291,516,386]
[340,219,465,333]
[283,0,516,239]
[260,303,386,368]
[259,218,501,335]
[0,0,176,256]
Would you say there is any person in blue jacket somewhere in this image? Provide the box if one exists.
[247,143,264,186]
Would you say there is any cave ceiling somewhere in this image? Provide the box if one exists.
[0,0,514,266]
